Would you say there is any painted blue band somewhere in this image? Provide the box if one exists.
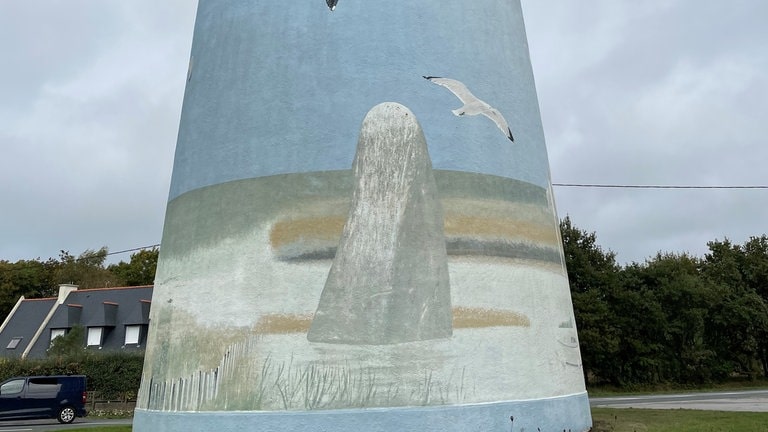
[134,392,592,432]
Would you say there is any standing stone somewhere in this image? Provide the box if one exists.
[308,103,452,345]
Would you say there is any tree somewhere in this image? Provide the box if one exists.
[0,258,58,318]
[48,325,86,360]
[741,235,768,301]
[560,216,619,294]
[53,248,117,288]
[610,263,668,385]
[637,253,715,383]
[560,216,621,385]
[741,236,768,376]
[702,237,768,378]
[107,248,158,286]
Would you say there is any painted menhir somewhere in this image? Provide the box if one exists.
[308,103,453,345]
[135,1,592,431]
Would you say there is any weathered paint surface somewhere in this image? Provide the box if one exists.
[167,1,550,201]
[308,103,452,345]
[137,0,591,431]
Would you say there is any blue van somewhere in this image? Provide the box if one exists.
[0,375,87,423]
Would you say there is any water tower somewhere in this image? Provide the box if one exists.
[134,2,591,431]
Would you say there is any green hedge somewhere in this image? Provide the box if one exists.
[0,352,144,400]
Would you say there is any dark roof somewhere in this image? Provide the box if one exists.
[0,286,154,359]
[26,286,153,358]
[0,298,56,359]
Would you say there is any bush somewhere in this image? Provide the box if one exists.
[82,352,144,400]
[48,325,86,359]
[0,352,144,400]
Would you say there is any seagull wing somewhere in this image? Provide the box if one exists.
[424,75,515,142]
[482,107,515,142]
[423,76,477,105]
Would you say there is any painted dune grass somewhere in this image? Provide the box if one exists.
[144,333,472,412]
[143,321,576,412]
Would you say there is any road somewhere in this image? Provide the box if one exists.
[0,418,131,432]
[590,389,768,412]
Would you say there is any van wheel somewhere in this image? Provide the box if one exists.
[58,406,76,424]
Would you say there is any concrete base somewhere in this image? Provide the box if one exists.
[134,392,592,432]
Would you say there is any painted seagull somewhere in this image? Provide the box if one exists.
[423,76,514,142]
[326,0,339,10]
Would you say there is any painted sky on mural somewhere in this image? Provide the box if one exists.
[1,1,766,266]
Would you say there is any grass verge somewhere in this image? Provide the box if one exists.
[591,408,768,432]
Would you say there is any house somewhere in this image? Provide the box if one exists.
[0,284,153,359]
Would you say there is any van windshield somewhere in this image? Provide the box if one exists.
[0,379,25,395]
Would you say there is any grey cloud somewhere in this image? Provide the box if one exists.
[0,1,196,262]
[523,0,768,263]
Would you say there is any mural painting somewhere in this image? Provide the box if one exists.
[135,1,591,431]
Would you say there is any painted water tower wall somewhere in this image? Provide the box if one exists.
[134,1,591,431]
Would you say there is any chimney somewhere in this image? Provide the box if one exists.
[57,284,78,304]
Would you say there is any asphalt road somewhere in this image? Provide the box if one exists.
[0,418,131,432]
[590,389,768,412]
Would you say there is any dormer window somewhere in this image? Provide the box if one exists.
[87,327,103,347]
[50,328,67,346]
[124,325,141,345]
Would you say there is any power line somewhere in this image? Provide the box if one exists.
[552,183,768,189]
[106,244,160,257]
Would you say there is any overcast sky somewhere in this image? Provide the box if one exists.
[1,1,766,266]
